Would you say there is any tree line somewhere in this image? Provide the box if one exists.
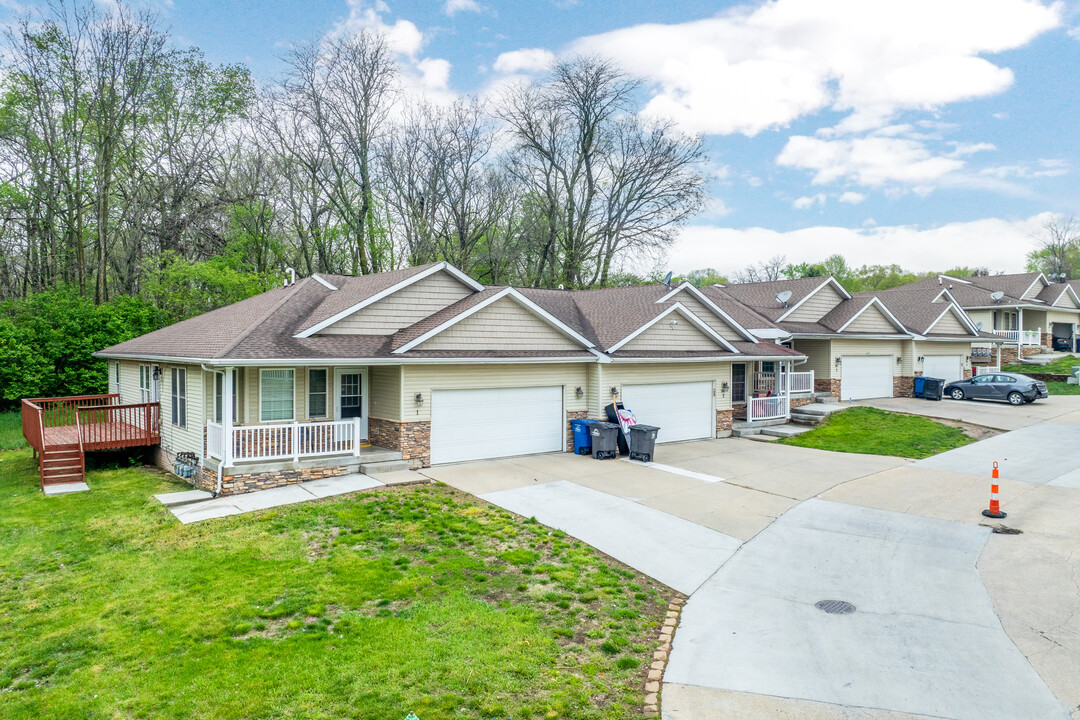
[0,0,707,313]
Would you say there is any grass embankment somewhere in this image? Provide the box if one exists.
[0,450,668,719]
[780,407,975,459]
[0,410,24,451]
[1002,355,1078,375]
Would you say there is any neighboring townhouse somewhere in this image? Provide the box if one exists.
[902,273,1080,362]
[704,277,915,402]
[91,262,804,496]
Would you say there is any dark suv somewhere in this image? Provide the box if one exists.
[944,373,1049,405]
[1052,336,1072,352]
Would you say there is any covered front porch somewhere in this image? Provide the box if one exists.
[732,360,815,423]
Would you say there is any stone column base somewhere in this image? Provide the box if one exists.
[716,409,733,438]
[369,417,431,468]
[815,378,841,397]
[566,410,589,452]
[894,375,914,397]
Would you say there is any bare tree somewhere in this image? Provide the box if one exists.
[1027,216,1079,281]
[735,255,788,283]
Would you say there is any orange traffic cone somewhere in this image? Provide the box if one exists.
[982,461,1007,519]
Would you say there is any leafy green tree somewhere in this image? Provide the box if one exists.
[677,268,729,287]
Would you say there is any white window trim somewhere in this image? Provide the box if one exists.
[259,368,296,423]
[114,362,120,386]
[214,372,224,424]
[307,367,329,419]
[232,368,242,422]
[139,364,152,403]
[171,367,187,428]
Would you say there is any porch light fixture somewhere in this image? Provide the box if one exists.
[152,366,162,380]
[610,386,618,397]
[896,356,902,364]
[575,387,583,399]
[414,393,424,406]
[834,357,842,367]
[721,381,729,394]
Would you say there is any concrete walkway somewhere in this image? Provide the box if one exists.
[664,499,1069,720]
[159,473,384,524]
[481,480,741,595]
[914,421,1080,487]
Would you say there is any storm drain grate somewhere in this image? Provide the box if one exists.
[815,599,856,614]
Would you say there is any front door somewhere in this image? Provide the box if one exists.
[334,369,367,438]
[732,363,746,403]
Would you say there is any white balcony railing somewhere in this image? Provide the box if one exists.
[787,371,815,394]
[748,395,789,422]
[753,371,776,394]
[206,417,365,463]
[206,420,224,460]
[991,328,1041,346]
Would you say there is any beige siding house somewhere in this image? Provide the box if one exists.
[98,262,803,496]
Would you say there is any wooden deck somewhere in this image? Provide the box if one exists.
[22,395,161,489]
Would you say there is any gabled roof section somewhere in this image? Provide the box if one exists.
[607,303,738,354]
[830,297,908,334]
[1036,282,1080,309]
[777,277,852,322]
[712,276,850,323]
[392,287,595,354]
[656,283,759,342]
[924,304,979,336]
[866,285,978,337]
[295,262,484,338]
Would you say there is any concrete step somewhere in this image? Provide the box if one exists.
[732,426,761,438]
[359,459,411,475]
[761,424,813,438]
[746,434,779,442]
[732,417,789,430]
[792,403,848,418]
[43,482,89,496]
[155,489,214,507]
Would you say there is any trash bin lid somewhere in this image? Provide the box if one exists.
[630,424,660,432]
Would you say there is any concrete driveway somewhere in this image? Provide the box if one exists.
[856,394,1080,431]
[420,436,1080,719]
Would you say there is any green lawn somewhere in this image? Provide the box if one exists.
[1002,354,1079,375]
[0,410,24,451]
[1046,381,1080,395]
[0,450,668,719]
[780,407,975,459]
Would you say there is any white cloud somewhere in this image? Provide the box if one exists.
[667,213,1056,276]
[417,57,451,90]
[838,191,865,204]
[567,0,1060,136]
[444,0,480,16]
[331,0,425,57]
[980,157,1069,179]
[777,135,965,186]
[793,193,826,209]
[493,47,556,74]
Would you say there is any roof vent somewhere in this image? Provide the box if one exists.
[775,290,793,307]
[991,291,1004,303]
[284,267,296,287]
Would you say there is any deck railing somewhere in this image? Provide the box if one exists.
[748,395,790,422]
[787,371,815,394]
[991,328,1041,346]
[207,417,365,463]
[21,399,45,453]
[27,394,118,428]
[76,403,160,448]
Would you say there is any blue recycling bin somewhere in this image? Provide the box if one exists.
[571,418,598,455]
[913,376,927,396]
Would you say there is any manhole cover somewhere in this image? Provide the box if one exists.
[815,599,856,614]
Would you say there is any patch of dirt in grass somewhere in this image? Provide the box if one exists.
[926,417,1000,442]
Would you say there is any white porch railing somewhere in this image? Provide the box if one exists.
[753,372,776,394]
[206,417,365,463]
[748,395,789,422]
[207,420,224,460]
[973,365,1000,375]
[991,328,1041,345]
[787,371,814,394]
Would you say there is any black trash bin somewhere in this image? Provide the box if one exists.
[590,422,620,460]
[604,402,630,455]
[628,425,660,462]
[921,377,944,401]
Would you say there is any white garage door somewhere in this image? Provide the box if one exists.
[621,381,714,443]
[431,386,563,464]
[922,355,964,384]
[840,356,894,400]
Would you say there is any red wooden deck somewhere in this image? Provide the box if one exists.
[22,395,161,488]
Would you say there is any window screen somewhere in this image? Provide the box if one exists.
[260,369,295,422]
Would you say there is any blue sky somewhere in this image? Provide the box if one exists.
[15,0,1080,276]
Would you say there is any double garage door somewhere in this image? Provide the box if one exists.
[429,381,717,464]
[921,355,964,384]
[430,386,564,465]
[840,356,893,400]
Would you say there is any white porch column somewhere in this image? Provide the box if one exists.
[1018,307,1024,350]
[222,367,234,469]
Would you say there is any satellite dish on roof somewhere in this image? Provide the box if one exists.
[975,321,983,331]
[662,271,673,288]
[775,290,793,307]
[991,291,1005,302]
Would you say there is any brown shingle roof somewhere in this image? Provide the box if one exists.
[709,277,841,321]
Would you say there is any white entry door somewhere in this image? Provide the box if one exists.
[922,355,964,384]
[431,386,564,464]
[840,356,894,400]
[621,381,714,443]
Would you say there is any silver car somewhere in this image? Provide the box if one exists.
[944,373,1049,405]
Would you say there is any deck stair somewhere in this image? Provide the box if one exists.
[22,394,161,492]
